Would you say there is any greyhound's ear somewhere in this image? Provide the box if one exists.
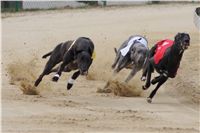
[114,48,117,54]
[175,33,182,42]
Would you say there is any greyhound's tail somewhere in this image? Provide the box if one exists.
[42,51,52,59]
[114,48,117,55]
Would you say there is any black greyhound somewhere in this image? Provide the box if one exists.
[34,37,95,90]
[141,33,190,103]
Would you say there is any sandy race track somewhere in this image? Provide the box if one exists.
[2,3,200,133]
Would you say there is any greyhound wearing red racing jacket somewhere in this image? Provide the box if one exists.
[141,33,190,103]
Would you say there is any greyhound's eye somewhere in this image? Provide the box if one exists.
[81,56,85,60]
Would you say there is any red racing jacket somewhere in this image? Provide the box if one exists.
[154,39,174,64]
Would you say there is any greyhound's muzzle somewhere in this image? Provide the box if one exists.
[183,39,190,50]
[136,56,145,67]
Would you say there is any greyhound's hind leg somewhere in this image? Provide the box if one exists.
[35,74,44,87]
[35,59,60,87]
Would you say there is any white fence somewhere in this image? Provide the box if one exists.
[22,1,151,10]
[22,1,86,9]
[98,1,149,6]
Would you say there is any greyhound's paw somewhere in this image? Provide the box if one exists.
[151,79,157,85]
[52,76,59,82]
[52,74,59,82]
[113,69,119,74]
[141,76,146,81]
[34,80,40,87]
[67,83,73,90]
[142,85,148,90]
[147,97,152,103]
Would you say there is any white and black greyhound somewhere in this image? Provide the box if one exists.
[34,37,95,90]
[112,35,149,83]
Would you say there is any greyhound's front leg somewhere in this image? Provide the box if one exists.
[125,66,139,83]
[35,58,61,87]
[141,61,149,81]
[67,70,80,90]
[52,62,66,82]
[52,53,73,82]
[142,63,153,90]
[147,76,168,103]
[114,56,128,73]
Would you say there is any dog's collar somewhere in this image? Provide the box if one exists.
[68,39,77,52]
[91,51,96,59]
